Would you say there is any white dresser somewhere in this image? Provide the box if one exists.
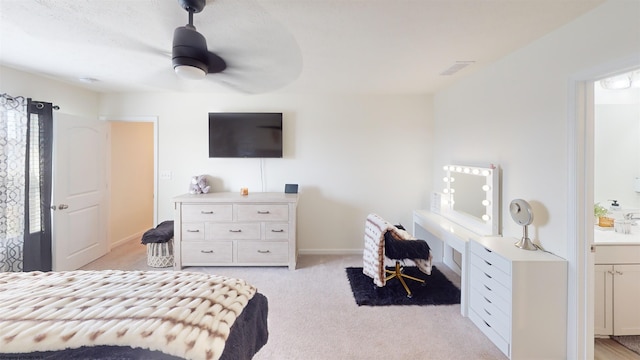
[173,192,298,270]
[468,237,567,359]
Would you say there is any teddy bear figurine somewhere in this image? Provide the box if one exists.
[189,175,210,194]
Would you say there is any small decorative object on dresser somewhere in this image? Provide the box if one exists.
[189,174,210,194]
[173,192,298,270]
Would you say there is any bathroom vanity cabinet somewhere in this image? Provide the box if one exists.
[594,244,640,336]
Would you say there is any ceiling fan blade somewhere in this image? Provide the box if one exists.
[206,52,227,74]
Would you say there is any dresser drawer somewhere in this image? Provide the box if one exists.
[469,308,510,357]
[469,287,510,342]
[470,265,511,316]
[182,204,232,222]
[265,223,289,239]
[181,223,205,241]
[182,241,233,264]
[237,241,289,263]
[470,252,510,289]
[207,223,260,240]
[470,240,511,276]
[236,204,288,221]
[470,258,511,297]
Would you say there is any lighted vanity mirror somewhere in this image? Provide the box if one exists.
[440,164,500,236]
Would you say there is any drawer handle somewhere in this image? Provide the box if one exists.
[257,250,271,254]
[257,210,271,214]
[483,296,492,304]
[484,284,492,291]
[271,229,285,233]
[484,247,492,253]
[484,260,492,266]
[187,229,200,233]
[484,272,492,279]
[201,211,214,214]
[200,250,214,254]
[229,229,242,233]
[484,308,492,316]
[483,320,492,328]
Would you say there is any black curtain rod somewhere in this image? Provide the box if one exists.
[1,93,60,110]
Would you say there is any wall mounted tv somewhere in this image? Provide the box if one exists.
[208,112,283,158]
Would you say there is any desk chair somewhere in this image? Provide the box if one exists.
[363,214,432,298]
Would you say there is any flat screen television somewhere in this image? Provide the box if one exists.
[208,112,283,158]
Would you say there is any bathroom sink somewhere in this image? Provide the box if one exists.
[594,224,640,244]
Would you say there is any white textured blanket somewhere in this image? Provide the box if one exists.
[0,270,257,360]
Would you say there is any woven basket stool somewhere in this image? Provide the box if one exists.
[146,239,174,268]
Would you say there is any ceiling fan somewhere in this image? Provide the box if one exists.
[172,0,227,80]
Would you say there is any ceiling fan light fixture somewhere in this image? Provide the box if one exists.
[174,64,207,80]
[172,26,210,80]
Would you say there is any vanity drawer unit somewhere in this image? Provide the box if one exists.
[468,237,567,359]
[173,192,298,270]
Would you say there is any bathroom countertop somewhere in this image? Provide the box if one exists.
[594,225,640,245]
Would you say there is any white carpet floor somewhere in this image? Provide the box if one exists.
[83,243,507,359]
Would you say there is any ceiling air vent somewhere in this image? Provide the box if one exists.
[440,61,475,76]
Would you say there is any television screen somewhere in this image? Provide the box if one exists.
[208,112,283,158]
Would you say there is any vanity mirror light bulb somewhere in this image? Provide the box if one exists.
[450,189,455,194]
[482,170,490,176]
[482,200,490,206]
[463,168,471,173]
[443,188,449,194]
[472,169,480,175]
[482,185,490,191]
[482,214,490,221]
[443,165,449,171]
[455,167,462,172]
[443,177,449,182]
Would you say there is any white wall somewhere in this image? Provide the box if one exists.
[0,66,99,118]
[99,92,433,252]
[432,0,640,257]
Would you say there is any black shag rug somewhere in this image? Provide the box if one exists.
[346,266,460,306]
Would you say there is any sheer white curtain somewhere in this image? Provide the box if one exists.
[0,95,28,271]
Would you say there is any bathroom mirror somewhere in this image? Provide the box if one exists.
[440,164,500,235]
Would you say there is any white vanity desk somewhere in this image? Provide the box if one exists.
[413,209,480,316]
[413,164,500,317]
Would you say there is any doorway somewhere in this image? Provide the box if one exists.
[106,116,158,250]
[570,57,640,359]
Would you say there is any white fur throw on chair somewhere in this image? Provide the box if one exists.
[363,213,432,287]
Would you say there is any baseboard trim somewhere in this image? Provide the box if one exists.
[299,249,363,256]
[111,230,145,249]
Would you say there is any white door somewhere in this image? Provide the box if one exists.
[52,113,108,271]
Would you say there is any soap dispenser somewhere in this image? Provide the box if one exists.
[609,200,620,211]
[609,200,622,220]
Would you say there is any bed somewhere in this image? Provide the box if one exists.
[0,270,268,360]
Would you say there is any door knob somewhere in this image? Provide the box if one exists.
[58,204,69,210]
